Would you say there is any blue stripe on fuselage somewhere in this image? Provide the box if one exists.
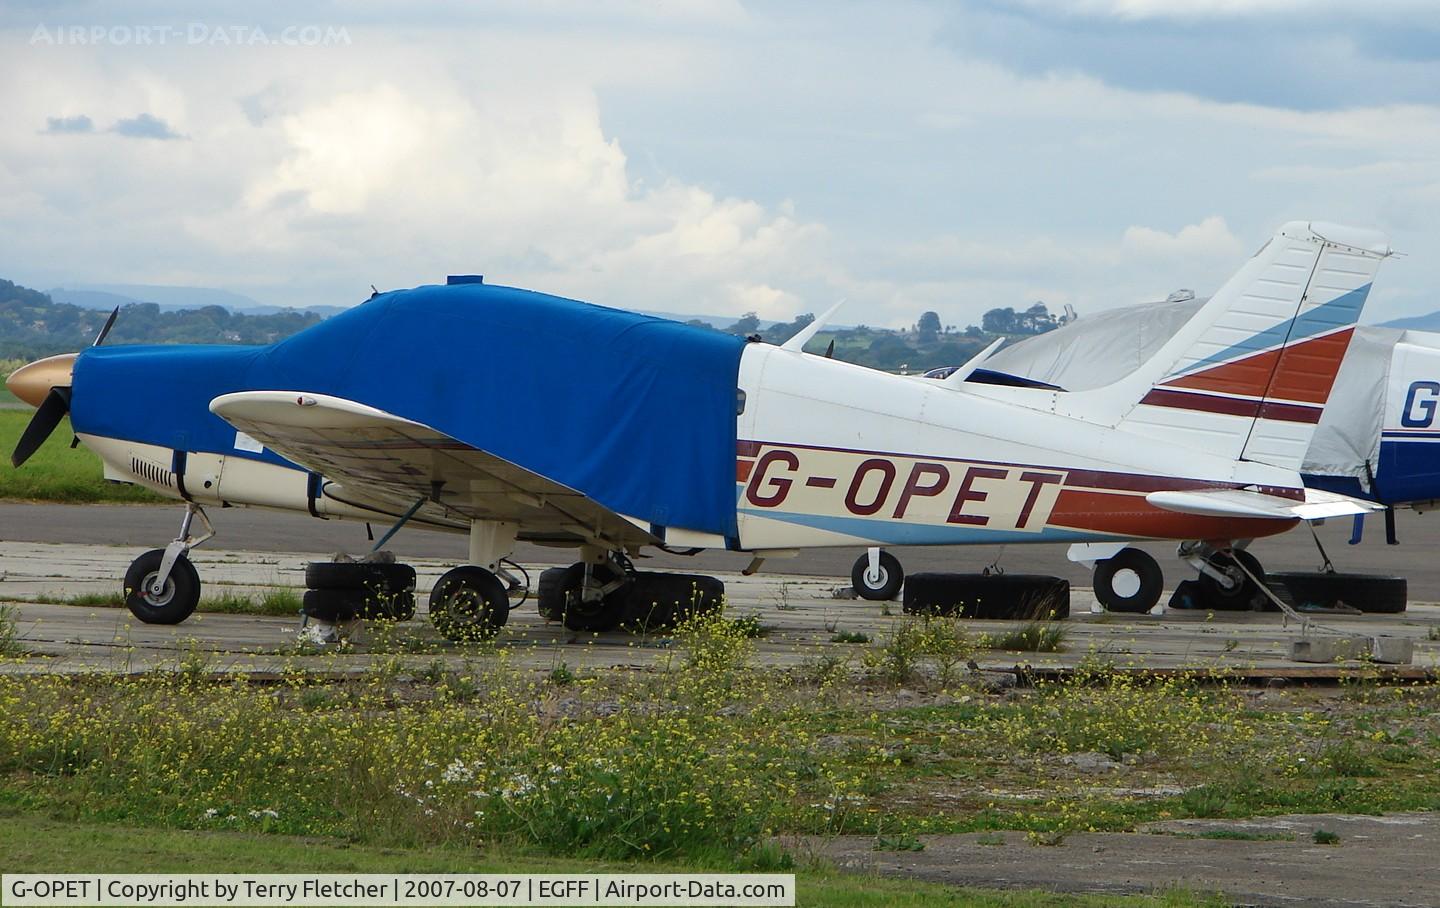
[738,507,1109,546]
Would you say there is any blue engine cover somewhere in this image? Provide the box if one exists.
[71,283,747,537]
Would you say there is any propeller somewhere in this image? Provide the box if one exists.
[11,387,70,467]
[6,307,119,467]
[93,305,119,347]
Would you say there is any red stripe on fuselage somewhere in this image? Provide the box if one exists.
[1048,489,1297,540]
[736,459,754,483]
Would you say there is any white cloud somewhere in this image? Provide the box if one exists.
[999,0,1439,21]
[0,0,1436,331]
[1121,216,1243,260]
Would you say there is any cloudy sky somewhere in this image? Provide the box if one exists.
[1,0,1437,328]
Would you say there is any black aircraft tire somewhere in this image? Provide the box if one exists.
[1093,548,1164,614]
[124,549,201,625]
[305,561,416,593]
[302,588,362,622]
[429,566,510,641]
[559,562,631,633]
[851,551,904,601]
[536,567,570,621]
[624,572,725,630]
[1269,572,1408,614]
[304,587,415,621]
[902,573,1069,620]
[1197,549,1266,611]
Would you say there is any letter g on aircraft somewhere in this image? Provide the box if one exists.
[1402,380,1440,428]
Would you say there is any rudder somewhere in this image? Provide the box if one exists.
[1086,222,1391,470]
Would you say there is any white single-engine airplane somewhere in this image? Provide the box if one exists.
[5,221,1391,638]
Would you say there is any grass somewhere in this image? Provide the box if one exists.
[0,604,21,656]
[874,831,926,852]
[729,613,775,638]
[831,630,871,644]
[0,357,22,405]
[980,619,1068,653]
[0,410,163,503]
[0,812,1221,908]
[1165,829,1296,842]
[10,588,303,616]
[0,610,1437,905]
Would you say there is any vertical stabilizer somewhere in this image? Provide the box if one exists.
[1067,221,1391,470]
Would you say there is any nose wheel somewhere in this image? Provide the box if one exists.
[122,502,213,625]
[124,548,201,624]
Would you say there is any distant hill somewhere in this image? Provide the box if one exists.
[49,283,347,318]
[1381,310,1440,332]
[1,279,324,359]
[9,276,1061,373]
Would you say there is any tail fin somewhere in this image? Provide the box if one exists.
[1067,221,1392,470]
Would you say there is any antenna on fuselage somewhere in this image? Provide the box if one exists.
[780,299,846,353]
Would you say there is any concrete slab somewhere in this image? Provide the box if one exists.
[3,541,1439,678]
[811,811,1440,908]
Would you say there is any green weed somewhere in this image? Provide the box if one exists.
[980,619,1068,653]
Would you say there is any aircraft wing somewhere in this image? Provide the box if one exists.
[1147,487,1383,521]
[210,391,656,550]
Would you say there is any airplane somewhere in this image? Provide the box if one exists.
[5,221,1392,640]
[897,280,1440,613]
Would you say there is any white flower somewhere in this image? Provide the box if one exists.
[203,808,219,819]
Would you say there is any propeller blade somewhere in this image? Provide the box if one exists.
[93,306,119,346]
[12,386,71,468]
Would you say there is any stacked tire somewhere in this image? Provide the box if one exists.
[303,561,418,622]
[535,565,724,632]
[623,572,725,630]
[1268,572,1407,614]
[903,573,1070,620]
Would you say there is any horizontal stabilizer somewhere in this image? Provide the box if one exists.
[1147,487,1383,520]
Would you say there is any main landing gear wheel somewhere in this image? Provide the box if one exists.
[1197,549,1265,610]
[851,550,904,601]
[1092,547,1164,614]
[123,548,201,625]
[559,561,632,632]
[1269,572,1407,614]
[429,566,510,641]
